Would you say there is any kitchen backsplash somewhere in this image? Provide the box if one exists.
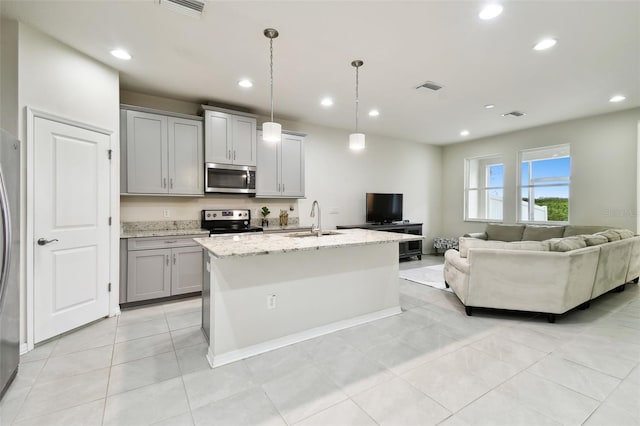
[120,195,299,223]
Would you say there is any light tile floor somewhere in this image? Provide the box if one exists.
[2,256,639,425]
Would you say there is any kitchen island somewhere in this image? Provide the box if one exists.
[194,228,423,368]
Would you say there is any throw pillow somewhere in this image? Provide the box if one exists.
[612,229,635,239]
[548,236,588,252]
[563,225,609,237]
[595,229,621,242]
[458,237,549,258]
[485,223,525,242]
[580,234,609,246]
[522,225,565,241]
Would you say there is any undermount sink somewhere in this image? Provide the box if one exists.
[287,231,342,238]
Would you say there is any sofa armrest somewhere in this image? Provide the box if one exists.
[463,232,488,240]
[444,249,469,274]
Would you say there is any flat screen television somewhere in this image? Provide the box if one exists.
[366,193,403,224]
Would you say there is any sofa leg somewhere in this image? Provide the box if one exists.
[578,301,590,310]
[615,284,626,293]
[547,314,556,323]
[445,281,450,288]
[465,306,473,316]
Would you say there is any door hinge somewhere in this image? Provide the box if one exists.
[108,282,112,292]
[108,217,112,226]
[108,149,113,160]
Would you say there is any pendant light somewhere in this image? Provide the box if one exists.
[263,28,281,142]
[349,60,365,150]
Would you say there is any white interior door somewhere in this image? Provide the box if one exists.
[33,117,111,343]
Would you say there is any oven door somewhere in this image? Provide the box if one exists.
[205,163,256,194]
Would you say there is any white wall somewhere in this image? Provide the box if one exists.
[119,90,443,246]
[441,108,640,237]
[1,18,19,136]
[17,23,120,346]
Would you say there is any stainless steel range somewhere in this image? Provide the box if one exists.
[200,209,263,235]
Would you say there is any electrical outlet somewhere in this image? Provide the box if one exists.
[163,209,170,218]
[267,294,277,310]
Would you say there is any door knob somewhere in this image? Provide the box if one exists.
[37,238,59,246]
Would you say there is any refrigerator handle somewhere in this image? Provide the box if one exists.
[0,167,12,307]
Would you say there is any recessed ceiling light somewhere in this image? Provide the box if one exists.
[110,49,131,60]
[460,130,470,137]
[320,97,333,107]
[368,109,380,117]
[484,104,495,109]
[533,38,557,51]
[238,79,253,88]
[479,4,503,20]
[609,94,626,103]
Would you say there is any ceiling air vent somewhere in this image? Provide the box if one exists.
[416,81,444,91]
[502,111,526,117]
[158,0,205,17]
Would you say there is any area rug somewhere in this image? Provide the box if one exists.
[399,264,452,291]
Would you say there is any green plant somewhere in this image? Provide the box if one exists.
[261,206,271,217]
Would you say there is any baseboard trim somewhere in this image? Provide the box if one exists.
[207,306,402,368]
[20,343,29,355]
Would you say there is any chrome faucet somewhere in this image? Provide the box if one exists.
[310,200,322,236]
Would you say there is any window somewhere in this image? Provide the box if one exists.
[519,145,570,223]
[465,155,504,221]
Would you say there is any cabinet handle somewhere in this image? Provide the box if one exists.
[228,149,231,160]
[233,150,236,160]
[166,255,169,266]
[173,253,176,265]
[170,178,173,189]
[163,178,167,188]
[283,183,285,192]
[164,240,177,244]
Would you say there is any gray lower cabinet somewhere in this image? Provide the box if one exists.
[123,235,203,303]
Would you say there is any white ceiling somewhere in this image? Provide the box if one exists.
[2,0,639,145]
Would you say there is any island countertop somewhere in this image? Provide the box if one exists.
[194,228,423,258]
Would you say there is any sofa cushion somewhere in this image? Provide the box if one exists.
[522,225,565,241]
[563,225,610,237]
[595,229,621,242]
[485,224,526,242]
[458,237,549,258]
[612,229,635,239]
[580,234,609,246]
[548,236,588,252]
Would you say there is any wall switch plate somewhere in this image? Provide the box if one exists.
[163,209,170,218]
[267,294,277,309]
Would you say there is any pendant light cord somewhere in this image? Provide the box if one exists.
[355,65,359,133]
[270,38,274,122]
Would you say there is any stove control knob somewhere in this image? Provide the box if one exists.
[213,213,217,218]
[244,220,248,226]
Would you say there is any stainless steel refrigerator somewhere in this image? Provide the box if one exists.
[0,129,20,400]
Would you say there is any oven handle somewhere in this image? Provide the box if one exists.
[246,171,251,187]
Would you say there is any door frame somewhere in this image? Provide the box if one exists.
[25,108,119,351]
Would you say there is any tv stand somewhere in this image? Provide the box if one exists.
[336,223,423,260]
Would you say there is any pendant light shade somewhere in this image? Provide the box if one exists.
[263,28,281,142]
[349,133,365,150]
[349,60,365,150]
[263,121,282,142]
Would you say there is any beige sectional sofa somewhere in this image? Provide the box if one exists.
[443,224,639,322]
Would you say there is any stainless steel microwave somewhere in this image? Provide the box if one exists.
[204,163,256,194]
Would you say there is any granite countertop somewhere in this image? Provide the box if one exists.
[120,220,209,238]
[262,225,312,233]
[121,228,210,238]
[194,228,423,258]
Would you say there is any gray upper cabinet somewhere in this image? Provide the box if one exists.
[121,106,203,196]
[256,130,305,198]
[203,108,257,166]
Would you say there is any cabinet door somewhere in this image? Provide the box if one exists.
[280,134,305,197]
[126,111,168,193]
[171,246,203,295]
[256,130,281,197]
[168,117,203,195]
[127,248,171,302]
[232,116,257,166]
[204,110,232,164]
